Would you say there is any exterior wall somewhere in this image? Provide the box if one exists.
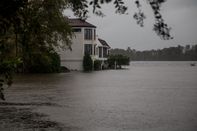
[59,27,96,70]
[60,28,84,61]
[61,60,83,71]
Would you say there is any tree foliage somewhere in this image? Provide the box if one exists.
[110,44,197,61]
[27,50,61,73]
[0,0,72,67]
[17,0,74,72]
[72,0,172,40]
[0,0,72,100]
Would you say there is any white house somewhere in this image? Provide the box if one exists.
[59,18,110,70]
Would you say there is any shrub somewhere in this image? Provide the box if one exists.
[94,60,102,70]
[28,51,61,73]
[83,54,93,71]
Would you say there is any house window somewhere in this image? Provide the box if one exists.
[99,47,102,58]
[84,44,93,55]
[94,29,96,40]
[103,47,108,58]
[72,28,81,32]
[94,45,96,55]
[84,29,92,40]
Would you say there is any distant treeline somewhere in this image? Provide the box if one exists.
[110,45,197,61]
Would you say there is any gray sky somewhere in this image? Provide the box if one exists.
[65,0,197,50]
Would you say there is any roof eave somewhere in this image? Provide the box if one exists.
[71,25,96,28]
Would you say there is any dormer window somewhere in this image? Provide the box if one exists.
[84,29,93,40]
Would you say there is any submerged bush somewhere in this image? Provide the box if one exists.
[94,60,102,70]
[108,54,130,69]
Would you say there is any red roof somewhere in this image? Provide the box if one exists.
[68,18,96,28]
[98,38,110,48]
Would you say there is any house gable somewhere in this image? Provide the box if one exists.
[98,38,110,48]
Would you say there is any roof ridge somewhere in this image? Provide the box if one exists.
[68,18,96,28]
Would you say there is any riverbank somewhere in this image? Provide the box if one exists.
[0,102,63,130]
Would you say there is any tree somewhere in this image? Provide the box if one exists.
[16,0,74,72]
[0,0,73,100]
[0,0,25,100]
[110,44,197,61]
[0,58,21,100]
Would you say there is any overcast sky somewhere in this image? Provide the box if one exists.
[65,0,197,51]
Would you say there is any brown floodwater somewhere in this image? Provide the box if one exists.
[1,61,197,131]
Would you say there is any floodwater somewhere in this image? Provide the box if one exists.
[1,61,197,131]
